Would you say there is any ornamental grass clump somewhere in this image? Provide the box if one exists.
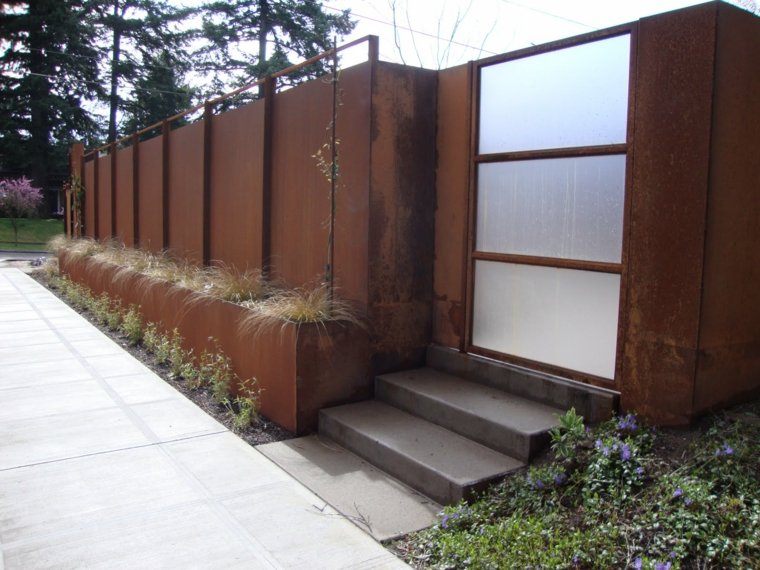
[52,238,364,331]
[239,283,364,336]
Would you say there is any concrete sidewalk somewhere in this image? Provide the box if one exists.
[0,268,408,569]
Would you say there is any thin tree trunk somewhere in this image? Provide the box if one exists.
[108,0,122,142]
[28,0,50,194]
[257,0,269,98]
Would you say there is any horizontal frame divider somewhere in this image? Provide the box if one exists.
[475,143,627,163]
[473,251,622,274]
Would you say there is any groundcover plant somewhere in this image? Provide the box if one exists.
[394,406,760,569]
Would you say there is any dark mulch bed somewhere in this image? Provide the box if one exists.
[31,268,294,446]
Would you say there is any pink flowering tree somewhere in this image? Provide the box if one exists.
[0,177,43,244]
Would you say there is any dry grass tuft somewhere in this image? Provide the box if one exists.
[54,239,363,330]
[47,234,73,255]
[239,283,364,336]
[205,264,269,303]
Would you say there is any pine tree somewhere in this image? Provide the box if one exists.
[88,0,194,142]
[0,0,103,193]
[196,0,355,99]
[121,49,195,139]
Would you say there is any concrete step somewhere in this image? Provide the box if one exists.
[319,400,524,505]
[427,345,619,424]
[376,368,563,461]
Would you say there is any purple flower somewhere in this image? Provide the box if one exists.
[654,562,672,570]
[602,446,610,457]
[723,443,734,455]
[636,467,645,476]
[621,443,632,461]
[572,554,580,565]
[684,497,693,506]
[535,479,545,490]
[673,487,683,498]
[554,473,567,486]
[595,439,603,449]
[633,557,643,569]
[618,414,639,432]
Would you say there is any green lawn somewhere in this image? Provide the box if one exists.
[0,217,63,251]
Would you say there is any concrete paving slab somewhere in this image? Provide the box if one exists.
[259,435,441,541]
[1,502,282,570]
[0,407,151,470]
[0,268,409,569]
[0,358,93,388]
[66,337,127,358]
[0,445,201,544]
[102,372,183,405]
[84,352,154,378]
[128,397,227,442]
[0,343,76,366]
[222,482,410,569]
[0,329,61,348]
[164,431,292,496]
[0,318,50,334]
[0,379,116,423]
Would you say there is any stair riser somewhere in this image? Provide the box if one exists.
[427,346,618,423]
[376,379,547,461]
[320,411,507,505]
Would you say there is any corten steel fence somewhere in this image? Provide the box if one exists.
[72,37,379,304]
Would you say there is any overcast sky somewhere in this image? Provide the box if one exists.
[322,0,753,68]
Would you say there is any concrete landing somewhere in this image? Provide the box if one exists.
[320,400,525,505]
[258,435,441,541]
[0,268,408,569]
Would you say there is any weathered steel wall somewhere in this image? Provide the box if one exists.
[209,100,265,269]
[115,146,134,247]
[270,72,334,287]
[96,155,112,239]
[83,159,95,238]
[168,121,205,263]
[332,64,372,307]
[695,3,760,412]
[369,63,437,372]
[136,136,164,252]
[621,4,717,424]
[432,64,469,350]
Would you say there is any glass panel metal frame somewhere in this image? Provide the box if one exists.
[465,25,638,385]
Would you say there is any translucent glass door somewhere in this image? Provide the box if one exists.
[471,33,631,380]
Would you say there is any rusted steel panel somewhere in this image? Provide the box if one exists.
[59,253,371,434]
[622,4,717,424]
[209,100,265,270]
[136,135,164,252]
[433,64,470,349]
[695,3,760,412]
[369,63,437,373]
[83,159,95,238]
[270,73,333,288]
[168,121,204,263]
[295,320,372,432]
[332,63,372,306]
[115,146,134,246]
[97,153,113,238]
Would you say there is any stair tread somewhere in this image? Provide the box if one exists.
[321,400,524,485]
[378,368,564,434]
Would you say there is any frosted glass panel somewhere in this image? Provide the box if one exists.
[479,35,630,153]
[472,261,620,379]
[476,155,625,263]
